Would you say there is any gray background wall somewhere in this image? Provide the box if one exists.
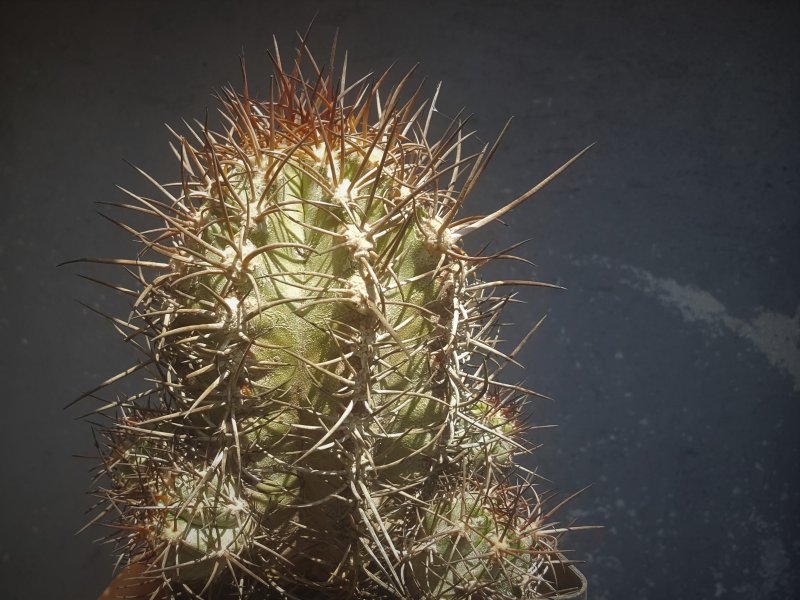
[1,1,797,598]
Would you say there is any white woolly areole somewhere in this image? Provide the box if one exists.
[344,224,374,260]
[487,532,511,555]
[222,241,257,272]
[346,273,371,315]
[333,179,353,204]
[223,296,242,329]
[421,215,457,253]
[312,143,327,162]
[224,296,240,313]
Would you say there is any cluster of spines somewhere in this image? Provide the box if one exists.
[74,34,589,600]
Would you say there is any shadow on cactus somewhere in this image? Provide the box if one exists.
[70,35,592,600]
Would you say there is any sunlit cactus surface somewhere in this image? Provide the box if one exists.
[78,37,587,600]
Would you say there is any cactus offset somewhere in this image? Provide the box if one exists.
[78,39,588,599]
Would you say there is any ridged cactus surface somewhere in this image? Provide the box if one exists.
[79,40,587,600]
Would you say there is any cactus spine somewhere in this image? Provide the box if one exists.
[80,39,587,599]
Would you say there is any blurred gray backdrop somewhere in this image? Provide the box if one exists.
[1,1,798,598]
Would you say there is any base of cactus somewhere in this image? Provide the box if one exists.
[547,555,588,599]
[99,555,587,600]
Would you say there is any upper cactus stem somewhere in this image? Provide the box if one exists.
[78,35,589,600]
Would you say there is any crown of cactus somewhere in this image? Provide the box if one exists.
[77,38,588,600]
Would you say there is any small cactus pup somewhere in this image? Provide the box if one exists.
[74,38,590,600]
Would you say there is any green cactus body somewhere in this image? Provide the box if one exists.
[411,488,549,599]
[82,41,586,599]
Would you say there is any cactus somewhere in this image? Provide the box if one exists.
[77,38,588,600]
